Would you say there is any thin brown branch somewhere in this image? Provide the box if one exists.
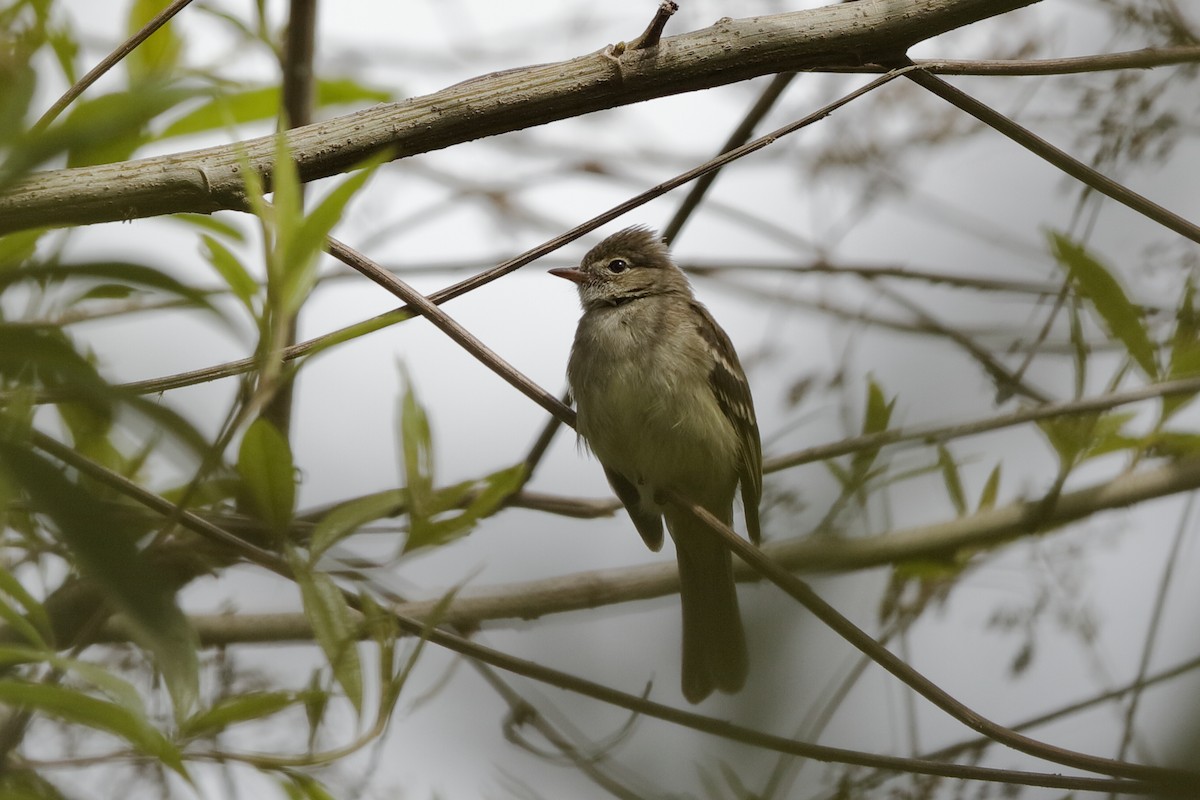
[903,64,1200,245]
[899,46,1200,76]
[667,492,1200,789]
[19,429,1174,793]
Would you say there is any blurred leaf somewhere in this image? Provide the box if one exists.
[171,212,247,243]
[290,555,363,714]
[46,23,81,86]
[0,444,199,717]
[236,418,296,536]
[200,234,258,311]
[402,464,525,554]
[125,0,183,85]
[0,680,185,775]
[280,772,337,800]
[1037,413,1091,466]
[936,445,967,517]
[0,46,35,148]
[309,488,404,564]
[1144,430,1200,459]
[0,646,146,714]
[1051,232,1158,379]
[180,690,308,739]
[1037,411,1135,466]
[160,79,392,140]
[0,327,111,412]
[1166,281,1200,420]
[0,229,45,270]
[278,157,380,318]
[399,371,435,541]
[61,86,198,168]
[303,669,328,751]
[0,766,69,799]
[977,463,1001,512]
[0,568,52,648]
[0,260,224,320]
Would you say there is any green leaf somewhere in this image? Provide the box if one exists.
[1144,430,1200,459]
[171,212,247,243]
[0,260,223,320]
[61,87,197,168]
[0,646,147,715]
[280,772,338,800]
[0,229,44,270]
[0,567,52,648]
[977,464,1001,512]
[236,418,296,535]
[399,370,436,541]
[291,557,363,714]
[936,445,967,517]
[200,234,258,311]
[0,445,199,718]
[1050,232,1158,379]
[125,0,183,85]
[401,464,525,555]
[309,489,405,564]
[1165,281,1200,420]
[0,680,185,775]
[180,691,308,739]
[845,377,895,484]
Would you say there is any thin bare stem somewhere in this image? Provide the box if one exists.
[33,0,196,131]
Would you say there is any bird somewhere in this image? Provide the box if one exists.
[550,226,762,703]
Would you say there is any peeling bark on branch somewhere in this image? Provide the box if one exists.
[0,0,1038,234]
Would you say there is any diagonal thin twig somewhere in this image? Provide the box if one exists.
[666,492,1200,789]
[33,0,197,131]
[902,63,1200,245]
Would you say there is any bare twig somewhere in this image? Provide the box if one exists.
[33,0,196,131]
[666,492,1200,789]
[903,64,1200,245]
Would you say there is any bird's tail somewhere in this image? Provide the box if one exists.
[672,517,748,704]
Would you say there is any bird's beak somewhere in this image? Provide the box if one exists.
[548,267,587,285]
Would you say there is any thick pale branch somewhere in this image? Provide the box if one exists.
[0,0,1036,234]
[112,455,1200,645]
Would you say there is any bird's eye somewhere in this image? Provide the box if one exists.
[606,258,628,274]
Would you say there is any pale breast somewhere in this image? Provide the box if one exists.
[568,300,739,500]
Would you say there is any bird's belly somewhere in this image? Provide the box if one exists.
[577,366,738,501]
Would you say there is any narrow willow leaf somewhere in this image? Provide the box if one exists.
[236,418,296,535]
[0,260,223,320]
[849,377,894,478]
[280,772,338,800]
[309,489,405,564]
[0,567,52,647]
[180,691,307,739]
[936,445,967,517]
[291,559,364,714]
[0,646,146,715]
[1165,281,1200,420]
[398,371,436,545]
[1051,232,1158,379]
[0,445,199,717]
[0,680,186,776]
[977,464,1001,512]
[401,465,525,555]
[200,234,258,310]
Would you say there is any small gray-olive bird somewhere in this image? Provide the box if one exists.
[550,226,762,703]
